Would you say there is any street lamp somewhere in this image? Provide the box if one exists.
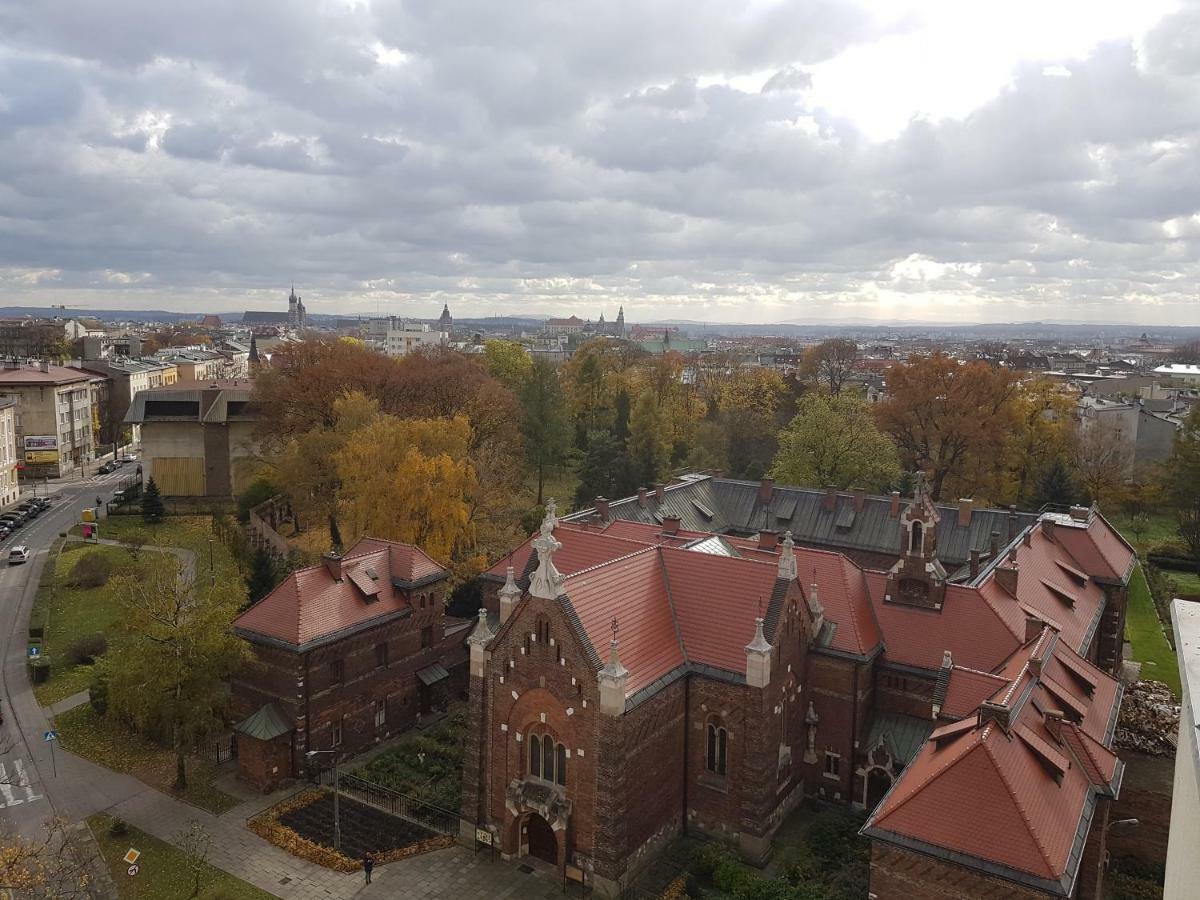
[208,538,215,585]
[306,748,341,851]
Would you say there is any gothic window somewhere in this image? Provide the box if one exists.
[529,734,541,778]
[528,733,568,786]
[706,721,728,776]
[330,659,344,685]
[374,700,386,729]
[421,625,433,648]
[375,642,388,668]
[910,521,923,555]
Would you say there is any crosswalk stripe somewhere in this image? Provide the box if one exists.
[0,762,23,808]
[13,759,42,803]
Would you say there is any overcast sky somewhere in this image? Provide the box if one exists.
[1,0,1198,325]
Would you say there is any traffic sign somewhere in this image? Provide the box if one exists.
[123,848,140,866]
[27,647,39,658]
[127,864,139,877]
[43,730,58,742]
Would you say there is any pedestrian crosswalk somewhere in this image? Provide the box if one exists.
[0,758,43,808]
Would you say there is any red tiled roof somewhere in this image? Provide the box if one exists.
[234,537,448,647]
[1050,514,1135,583]
[793,547,881,656]
[865,629,1123,892]
[941,666,1009,718]
[485,524,655,581]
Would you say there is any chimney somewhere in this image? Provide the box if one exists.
[996,559,1019,597]
[1007,506,1018,541]
[853,487,866,512]
[595,496,610,520]
[889,491,901,517]
[662,516,681,535]
[758,530,778,551]
[653,483,665,503]
[1044,709,1065,743]
[990,530,1002,558]
[1022,527,1033,547]
[823,485,837,512]
[637,487,647,508]
[1069,505,1090,522]
[322,552,344,581]
[1042,518,1056,544]
[1025,615,1043,643]
[758,477,775,505]
[957,499,973,527]
[969,549,980,579]
[39,359,49,373]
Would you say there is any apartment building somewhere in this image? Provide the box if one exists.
[0,399,18,506]
[0,361,98,478]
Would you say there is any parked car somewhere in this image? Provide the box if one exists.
[0,514,24,529]
[0,526,11,541]
[8,546,29,565]
[17,502,38,517]
[97,461,116,474]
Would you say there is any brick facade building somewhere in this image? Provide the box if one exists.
[462,478,1135,897]
[231,537,469,790]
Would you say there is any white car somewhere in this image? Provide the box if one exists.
[8,546,29,565]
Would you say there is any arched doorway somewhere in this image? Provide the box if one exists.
[865,767,892,810]
[526,814,557,865]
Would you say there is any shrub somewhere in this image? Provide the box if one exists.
[1108,872,1167,900]
[65,552,114,589]
[67,633,108,666]
[120,529,150,562]
[237,478,279,523]
[691,840,733,876]
[805,808,869,866]
[89,669,109,715]
[107,817,127,837]
[712,858,757,896]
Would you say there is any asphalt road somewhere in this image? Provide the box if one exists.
[0,467,140,842]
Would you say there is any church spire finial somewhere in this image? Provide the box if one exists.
[528,499,565,599]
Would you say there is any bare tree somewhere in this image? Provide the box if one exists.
[800,338,858,395]
[1072,420,1131,509]
[173,820,213,899]
[0,818,105,899]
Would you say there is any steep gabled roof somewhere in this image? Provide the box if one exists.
[864,629,1124,896]
[233,537,448,649]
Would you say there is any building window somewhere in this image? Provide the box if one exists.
[421,626,433,649]
[910,521,923,555]
[706,722,728,776]
[529,734,567,786]
[332,717,344,747]
[330,659,344,684]
[374,701,386,729]
[376,642,388,668]
[824,751,841,778]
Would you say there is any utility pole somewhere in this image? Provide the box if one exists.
[306,748,341,851]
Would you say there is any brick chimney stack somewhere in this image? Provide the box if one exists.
[823,485,837,512]
[322,552,344,582]
[853,487,866,512]
[637,487,647,508]
[595,496,610,520]
[958,499,974,527]
[969,549,981,579]
[662,516,681,535]
[890,491,901,517]
[653,483,665,503]
[758,530,778,551]
[758,477,775,505]
[1069,505,1090,522]
[990,530,1002,557]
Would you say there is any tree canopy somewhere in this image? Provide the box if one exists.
[772,393,901,492]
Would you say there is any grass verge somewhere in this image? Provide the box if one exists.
[57,705,240,814]
[88,814,275,900]
[30,542,169,706]
[94,516,241,586]
[1125,565,1181,697]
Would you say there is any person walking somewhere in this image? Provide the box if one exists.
[363,854,374,885]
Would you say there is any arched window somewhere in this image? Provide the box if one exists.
[528,733,569,787]
[706,722,728,776]
[529,734,541,778]
[910,521,923,555]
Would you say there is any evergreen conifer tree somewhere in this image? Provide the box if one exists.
[141,477,165,523]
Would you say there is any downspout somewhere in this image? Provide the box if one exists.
[303,650,311,778]
[849,661,860,801]
[682,675,690,836]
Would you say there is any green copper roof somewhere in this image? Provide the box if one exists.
[234,703,292,741]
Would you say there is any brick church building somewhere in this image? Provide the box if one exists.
[230,537,470,790]
[460,476,1134,898]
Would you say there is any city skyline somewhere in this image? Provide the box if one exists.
[1,1,1197,324]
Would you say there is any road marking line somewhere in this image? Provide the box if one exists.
[0,762,23,807]
[14,759,42,803]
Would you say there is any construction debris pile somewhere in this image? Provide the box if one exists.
[1115,680,1179,757]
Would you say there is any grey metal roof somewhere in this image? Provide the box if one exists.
[567,476,1038,568]
[234,703,292,741]
[416,663,450,686]
[864,712,935,766]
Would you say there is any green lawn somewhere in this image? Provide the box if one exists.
[30,543,169,706]
[354,705,467,810]
[94,516,241,586]
[89,814,275,900]
[58,705,240,814]
[1125,565,1181,697]
[1114,511,1179,551]
[1167,569,1200,598]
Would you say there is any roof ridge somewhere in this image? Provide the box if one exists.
[954,664,1010,681]
[657,547,689,665]
[565,544,659,580]
[981,732,1060,878]
[836,555,864,654]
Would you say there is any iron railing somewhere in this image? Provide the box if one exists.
[314,770,463,836]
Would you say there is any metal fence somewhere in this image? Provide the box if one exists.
[205,735,235,765]
[314,770,463,837]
